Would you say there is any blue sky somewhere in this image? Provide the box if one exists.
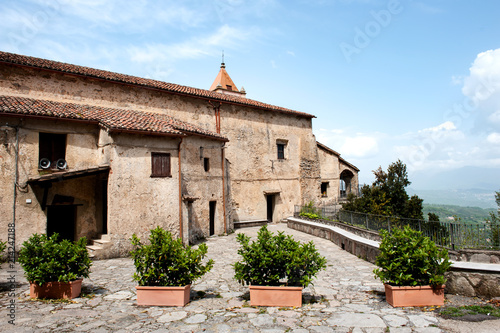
[1,0,500,195]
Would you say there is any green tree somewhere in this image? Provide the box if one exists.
[428,213,440,222]
[342,160,423,219]
[487,191,500,248]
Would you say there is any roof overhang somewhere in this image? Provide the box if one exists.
[28,165,110,184]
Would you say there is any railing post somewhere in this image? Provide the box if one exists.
[365,214,368,230]
[450,223,455,251]
[350,212,353,225]
[387,217,390,233]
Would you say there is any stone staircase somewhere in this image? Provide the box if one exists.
[87,234,113,259]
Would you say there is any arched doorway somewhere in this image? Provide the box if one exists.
[340,169,354,199]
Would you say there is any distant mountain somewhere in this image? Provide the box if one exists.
[422,203,494,223]
[407,188,497,210]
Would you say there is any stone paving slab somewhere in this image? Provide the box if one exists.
[1,223,499,332]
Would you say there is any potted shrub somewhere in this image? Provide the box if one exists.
[373,225,452,307]
[18,233,92,299]
[130,226,214,306]
[233,225,327,307]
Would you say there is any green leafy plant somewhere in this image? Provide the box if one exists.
[130,226,214,286]
[0,240,6,264]
[373,225,451,287]
[18,233,91,285]
[299,212,320,220]
[233,225,327,287]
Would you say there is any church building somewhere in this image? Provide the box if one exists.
[0,51,358,258]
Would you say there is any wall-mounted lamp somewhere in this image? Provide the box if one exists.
[200,147,204,160]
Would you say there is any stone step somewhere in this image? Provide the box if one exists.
[86,234,113,260]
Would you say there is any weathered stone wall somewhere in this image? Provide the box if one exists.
[0,64,323,225]
[317,147,340,205]
[446,271,500,297]
[103,132,182,256]
[180,136,226,242]
[449,249,500,264]
[0,116,103,248]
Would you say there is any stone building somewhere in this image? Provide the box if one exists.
[0,51,358,257]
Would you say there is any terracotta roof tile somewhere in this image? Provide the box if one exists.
[0,51,315,119]
[0,95,228,141]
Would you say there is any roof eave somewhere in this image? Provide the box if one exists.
[0,56,316,119]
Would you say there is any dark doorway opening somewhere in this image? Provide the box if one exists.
[266,195,275,223]
[209,201,216,236]
[101,177,108,234]
[47,205,77,241]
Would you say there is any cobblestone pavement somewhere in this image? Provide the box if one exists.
[1,223,499,332]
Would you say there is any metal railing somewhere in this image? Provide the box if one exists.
[294,205,500,250]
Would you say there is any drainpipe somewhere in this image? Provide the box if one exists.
[178,138,183,243]
[221,143,227,234]
[11,126,19,261]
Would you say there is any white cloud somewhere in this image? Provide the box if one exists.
[487,132,500,144]
[462,48,500,129]
[341,136,378,158]
[128,25,259,64]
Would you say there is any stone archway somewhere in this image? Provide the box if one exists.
[340,169,355,199]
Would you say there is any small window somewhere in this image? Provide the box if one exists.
[151,153,171,177]
[39,133,66,169]
[226,85,232,91]
[321,182,329,197]
[204,157,210,172]
[277,143,285,160]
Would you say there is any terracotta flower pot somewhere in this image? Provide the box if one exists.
[30,278,83,299]
[249,285,303,307]
[384,284,445,307]
[136,284,191,306]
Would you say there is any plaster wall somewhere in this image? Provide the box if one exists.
[180,136,226,243]
[104,133,182,256]
[317,147,341,205]
[0,117,103,248]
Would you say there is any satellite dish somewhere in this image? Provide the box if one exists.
[56,159,67,170]
[39,158,51,169]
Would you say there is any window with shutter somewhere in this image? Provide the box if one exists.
[151,153,171,177]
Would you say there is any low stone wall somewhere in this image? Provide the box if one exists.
[446,270,500,297]
[295,215,381,242]
[449,249,500,264]
[296,216,500,264]
[287,219,380,264]
[287,217,500,298]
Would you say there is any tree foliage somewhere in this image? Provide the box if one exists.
[487,191,500,247]
[18,233,92,285]
[342,160,423,219]
[233,225,326,287]
[374,226,451,287]
[130,227,214,286]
